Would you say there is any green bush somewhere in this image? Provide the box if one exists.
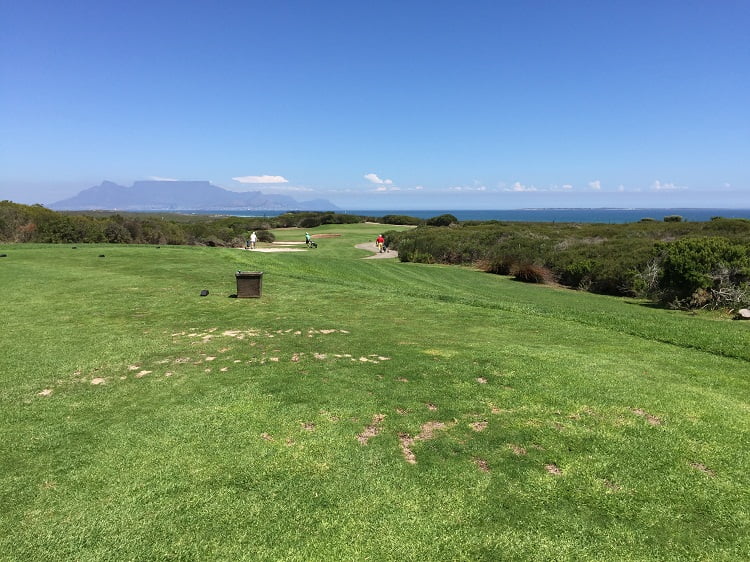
[425,214,458,227]
[657,237,750,302]
[377,215,423,226]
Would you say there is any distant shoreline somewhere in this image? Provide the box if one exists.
[167,208,750,224]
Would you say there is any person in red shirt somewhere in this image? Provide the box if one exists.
[376,234,385,252]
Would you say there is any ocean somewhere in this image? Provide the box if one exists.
[190,208,750,224]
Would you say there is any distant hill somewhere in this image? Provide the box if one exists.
[49,180,339,211]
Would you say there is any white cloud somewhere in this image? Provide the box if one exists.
[264,185,314,192]
[364,173,393,185]
[375,186,388,192]
[506,182,537,192]
[415,185,424,190]
[617,184,625,192]
[562,184,573,190]
[447,185,487,192]
[588,180,601,190]
[232,175,289,184]
[651,180,686,191]
[149,176,178,181]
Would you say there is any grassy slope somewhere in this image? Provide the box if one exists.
[1,224,748,561]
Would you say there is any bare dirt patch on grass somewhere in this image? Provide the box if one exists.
[399,421,452,464]
[545,463,563,476]
[357,414,386,445]
[509,444,527,455]
[470,421,488,432]
[473,458,491,472]
[631,408,663,426]
[690,462,716,477]
[602,479,622,491]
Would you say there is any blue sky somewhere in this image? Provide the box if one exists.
[1,0,749,209]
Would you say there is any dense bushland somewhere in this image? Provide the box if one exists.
[0,202,434,247]
[0,202,375,246]
[390,219,750,309]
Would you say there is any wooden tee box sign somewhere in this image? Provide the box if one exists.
[235,271,263,298]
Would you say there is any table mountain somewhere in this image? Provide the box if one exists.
[49,180,338,211]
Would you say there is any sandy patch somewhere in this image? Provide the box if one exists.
[399,421,451,464]
[631,408,662,426]
[474,458,491,472]
[38,389,53,397]
[91,378,106,385]
[690,462,716,477]
[354,242,399,259]
[509,444,527,455]
[545,463,563,476]
[357,414,386,445]
[470,421,488,432]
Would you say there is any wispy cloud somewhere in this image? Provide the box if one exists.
[232,175,289,184]
[588,180,601,190]
[149,176,178,181]
[505,182,537,192]
[447,185,487,191]
[364,173,393,185]
[651,180,686,191]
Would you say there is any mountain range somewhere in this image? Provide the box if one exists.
[49,180,338,211]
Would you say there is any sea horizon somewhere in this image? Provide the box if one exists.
[176,207,750,224]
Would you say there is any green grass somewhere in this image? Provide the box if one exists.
[1,224,749,561]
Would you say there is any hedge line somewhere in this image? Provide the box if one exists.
[387,219,750,309]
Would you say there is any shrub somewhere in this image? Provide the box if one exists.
[298,216,322,228]
[378,215,423,226]
[663,215,683,222]
[657,237,750,302]
[426,214,458,227]
[256,230,275,242]
[510,263,555,284]
[104,222,133,243]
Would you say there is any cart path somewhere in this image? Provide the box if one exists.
[355,242,399,259]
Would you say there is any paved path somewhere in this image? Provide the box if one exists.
[354,242,399,259]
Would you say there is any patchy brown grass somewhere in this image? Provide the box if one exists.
[398,421,452,464]
[470,421,488,432]
[690,462,716,477]
[473,458,490,472]
[545,463,563,476]
[509,444,527,456]
[631,408,662,426]
[357,414,386,445]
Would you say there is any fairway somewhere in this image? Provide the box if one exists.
[1,224,749,561]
